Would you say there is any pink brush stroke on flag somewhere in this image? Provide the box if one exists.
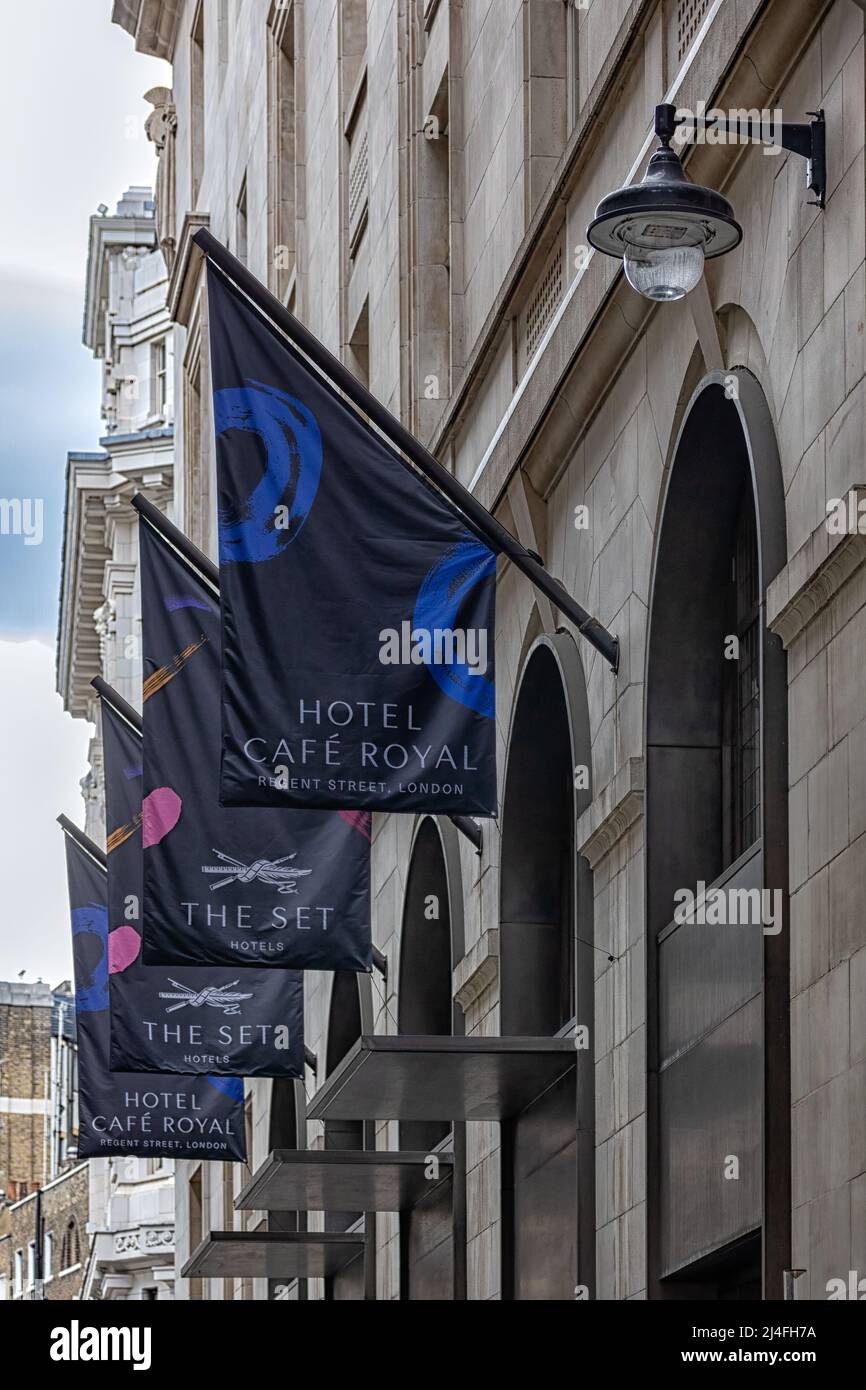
[142,787,183,847]
[108,925,141,974]
[339,809,371,840]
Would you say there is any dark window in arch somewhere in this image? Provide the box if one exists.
[324,970,364,1205]
[398,817,454,1155]
[500,643,576,1036]
[60,1217,80,1270]
[646,376,789,1301]
[268,1080,299,1152]
[323,972,366,1300]
[397,816,462,1300]
[266,1080,306,1300]
[499,636,594,1300]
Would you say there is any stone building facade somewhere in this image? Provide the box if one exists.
[56,188,179,1300]
[111,0,866,1299]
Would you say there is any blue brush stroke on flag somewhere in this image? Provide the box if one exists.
[215,380,322,564]
[413,538,497,718]
[71,903,109,1012]
[206,1075,245,1101]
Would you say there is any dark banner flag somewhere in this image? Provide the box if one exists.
[99,686,305,1079]
[206,261,497,816]
[61,821,246,1162]
[136,505,372,972]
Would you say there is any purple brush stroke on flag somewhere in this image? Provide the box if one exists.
[164,595,212,612]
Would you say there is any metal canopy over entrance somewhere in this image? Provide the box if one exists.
[182,1231,365,1280]
[235,1149,454,1213]
[306,1035,576,1123]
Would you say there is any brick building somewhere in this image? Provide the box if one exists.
[0,1162,89,1302]
[0,981,77,1205]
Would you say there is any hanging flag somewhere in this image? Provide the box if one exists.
[206,261,497,816]
[98,684,305,1078]
[60,820,246,1162]
[136,502,372,972]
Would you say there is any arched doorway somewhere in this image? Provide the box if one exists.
[323,971,372,1299]
[499,633,594,1299]
[645,370,789,1299]
[397,816,465,1299]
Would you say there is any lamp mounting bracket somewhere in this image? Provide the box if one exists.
[654,103,826,209]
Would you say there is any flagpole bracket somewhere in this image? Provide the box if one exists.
[449,815,483,854]
[372,946,388,978]
[577,618,619,674]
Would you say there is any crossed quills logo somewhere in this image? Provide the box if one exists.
[206,262,498,817]
[63,830,246,1161]
[137,514,372,973]
[101,695,305,1079]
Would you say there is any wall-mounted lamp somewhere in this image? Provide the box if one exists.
[587,103,826,301]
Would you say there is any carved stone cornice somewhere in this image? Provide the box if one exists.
[453,929,499,1011]
[111,0,182,61]
[168,213,210,326]
[767,488,866,648]
[576,757,644,869]
[57,453,114,718]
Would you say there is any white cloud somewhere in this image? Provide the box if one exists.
[0,638,93,986]
[2,1,169,286]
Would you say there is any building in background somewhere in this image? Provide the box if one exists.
[0,979,77,1206]
[0,979,79,1302]
[0,1162,89,1302]
[56,187,178,1301]
[112,0,866,1302]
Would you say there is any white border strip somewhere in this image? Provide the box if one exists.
[467,0,726,495]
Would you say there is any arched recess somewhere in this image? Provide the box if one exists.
[265,1078,307,1300]
[268,1078,304,1152]
[397,815,466,1300]
[322,971,375,1300]
[499,632,595,1300]
[645,368,789,1300]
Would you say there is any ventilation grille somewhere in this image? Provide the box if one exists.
[348,128,369,251]
[677,0,711,62]
[526,248,563,360]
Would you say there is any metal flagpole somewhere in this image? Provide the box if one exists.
[57,814,107,869]
[130,493,219,591]
[191,227,619,673]
[91,675,142,734]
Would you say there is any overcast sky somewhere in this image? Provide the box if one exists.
[0,2,169,984]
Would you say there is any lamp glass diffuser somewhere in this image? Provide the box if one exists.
[623,243,705,300]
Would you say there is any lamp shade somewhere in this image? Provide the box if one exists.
[587,144,743,262]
